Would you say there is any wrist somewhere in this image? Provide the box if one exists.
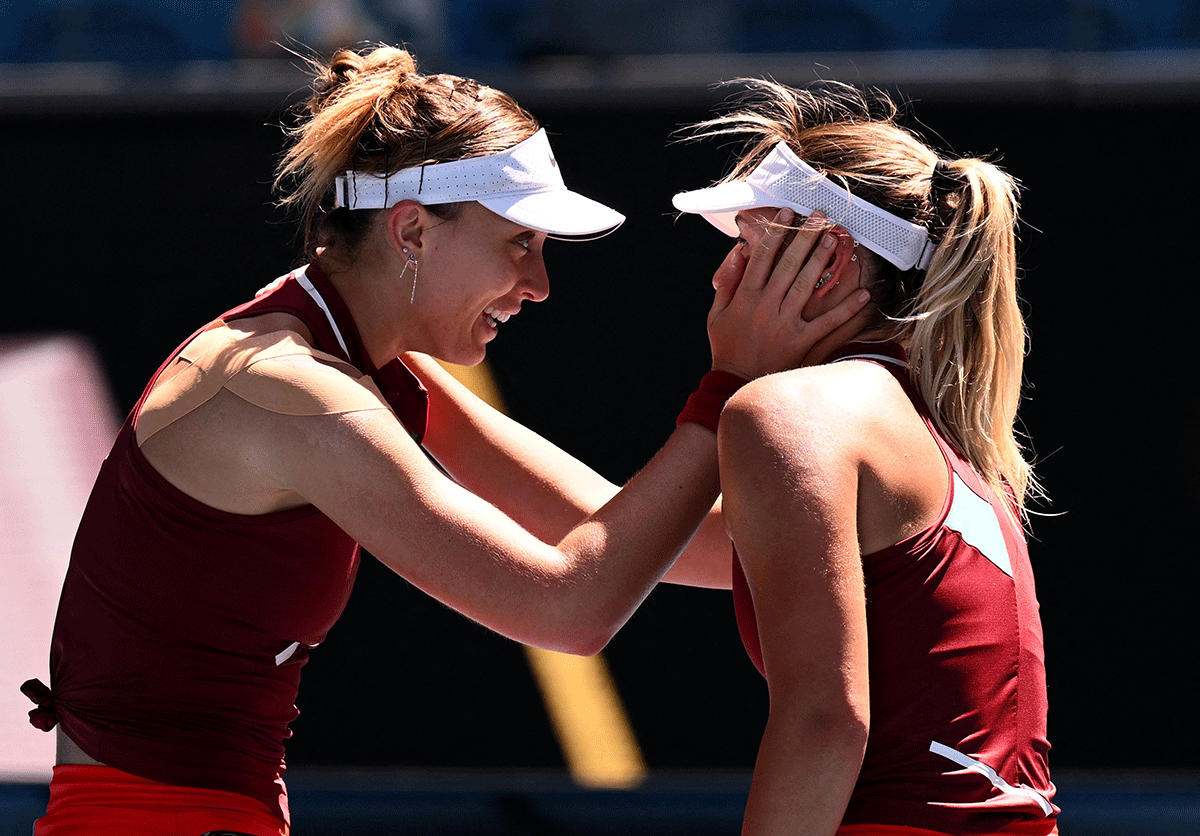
[676,370,750,434]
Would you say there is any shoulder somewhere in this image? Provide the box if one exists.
[721,361,899,454]
[140,321,388,443]
[221,330,390,417]
[220,323,393,419]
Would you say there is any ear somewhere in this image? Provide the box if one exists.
[812,226,859,298]
[384,200,426,257]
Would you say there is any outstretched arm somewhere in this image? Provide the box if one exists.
[407,356,738,589]
[406,211,871,590]
[249,212,867,654]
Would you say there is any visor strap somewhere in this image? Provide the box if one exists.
[761,143,932,271]
[917,237,937,271]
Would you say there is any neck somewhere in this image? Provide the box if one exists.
[320,254,409,370]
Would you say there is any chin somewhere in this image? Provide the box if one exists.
[449,345,488,368]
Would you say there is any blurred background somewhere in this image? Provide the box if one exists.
[2,1,1199,834]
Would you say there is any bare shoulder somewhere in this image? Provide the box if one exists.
[721,361,899,457]
[723,359,947,555]
[142,316,387,437]
[136,315,395,514]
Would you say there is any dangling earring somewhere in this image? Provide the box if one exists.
[850,240,859,262]
[401,248,419,304]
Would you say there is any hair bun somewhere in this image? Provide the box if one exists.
[929,159,969,206]
[310,46,417,111]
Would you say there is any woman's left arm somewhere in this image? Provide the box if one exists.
[404,353,736,586]
[403,350,621,541]
[718,371,871,836]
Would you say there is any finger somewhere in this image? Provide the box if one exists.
[740,208,795,291]
[763,211,830,308]
[710,245,747,312]
[781,228,840,312]
[804,291,874,366]
[815,232,857,299]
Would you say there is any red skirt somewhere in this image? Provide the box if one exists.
[838,823,1058,836]
[35,765,287,836]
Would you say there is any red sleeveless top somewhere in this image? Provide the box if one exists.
[732,342,1056,835]
[30,264,427,823]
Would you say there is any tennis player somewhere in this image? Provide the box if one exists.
[672,79,1058,836]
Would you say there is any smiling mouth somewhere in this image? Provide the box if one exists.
[484,306,513,327]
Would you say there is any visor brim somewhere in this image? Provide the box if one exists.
[482,189,625,239]
[672,181,777,237]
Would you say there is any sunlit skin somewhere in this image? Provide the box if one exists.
[328,200,551,370]
[402,202,550,367]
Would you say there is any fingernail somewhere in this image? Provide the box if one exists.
[857,290,871,302]
[777,208,794,223]
[822,233,836,248]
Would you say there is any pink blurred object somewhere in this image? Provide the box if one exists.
[0,335,118,781]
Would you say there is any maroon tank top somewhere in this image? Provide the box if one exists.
[33,263,427,823]
[732,341,1056,834]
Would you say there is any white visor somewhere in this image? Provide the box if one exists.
[673,142,935,271]
[333,128,624,239]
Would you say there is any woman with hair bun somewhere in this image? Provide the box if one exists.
[672,79,1057,836]
[21,50,868,835]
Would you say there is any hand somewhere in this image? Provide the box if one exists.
[706,209,871,379]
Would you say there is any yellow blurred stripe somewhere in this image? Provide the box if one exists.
[436,359,647,789]
[524,645,646,788]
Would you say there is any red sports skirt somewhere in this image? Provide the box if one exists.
[35,765,287,836]
[838,823,1058,836]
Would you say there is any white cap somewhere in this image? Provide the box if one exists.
[334,128,624,239]
[673,141,935,271]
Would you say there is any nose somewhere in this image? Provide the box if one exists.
[521,251,550,302]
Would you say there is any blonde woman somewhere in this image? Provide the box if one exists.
[21,50,868,835]
[672,80,1057,836]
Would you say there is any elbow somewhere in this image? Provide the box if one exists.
[531,602,627,657]
[771,694,870,754]
[838,707,870,752]
[538,617,619,657]
[551,633,609,657]
[529,631,608,657]
[821,706,870,755]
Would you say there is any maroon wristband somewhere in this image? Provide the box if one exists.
[676,370,750,434]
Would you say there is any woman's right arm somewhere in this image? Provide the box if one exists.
[256,391,719,655]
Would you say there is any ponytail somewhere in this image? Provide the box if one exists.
[908,159,1041,513]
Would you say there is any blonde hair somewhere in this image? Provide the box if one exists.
[276,45,540,258]
[687,79,1041,514]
